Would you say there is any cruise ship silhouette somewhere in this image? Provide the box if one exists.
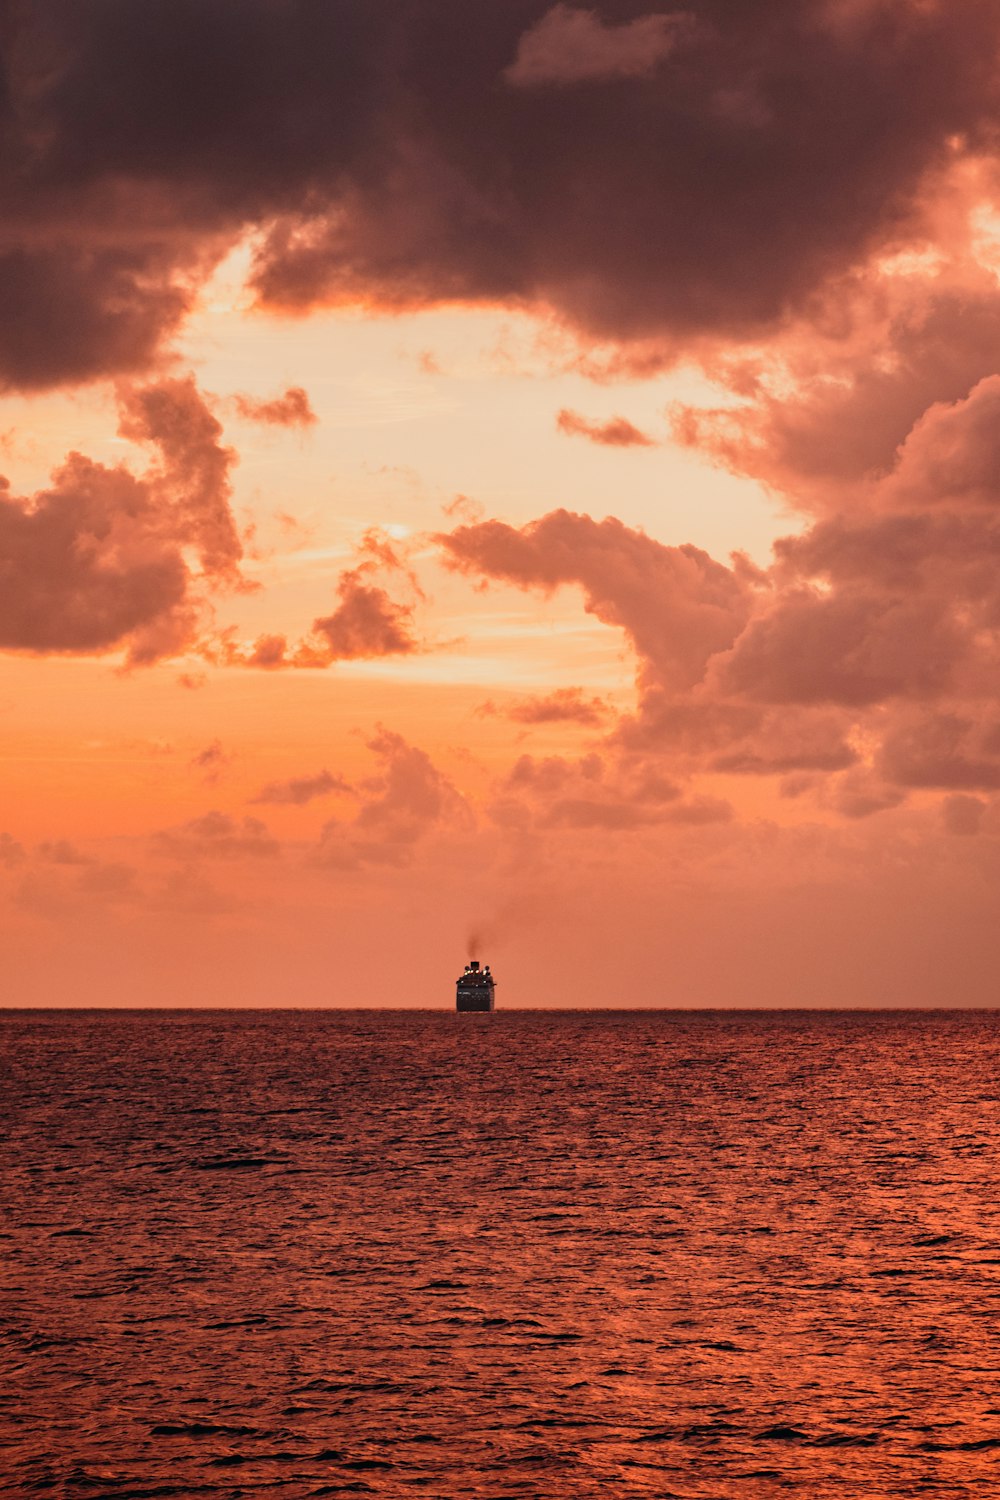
[456,960,495,1012]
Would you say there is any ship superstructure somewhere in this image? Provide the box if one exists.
[456,959,495,1012]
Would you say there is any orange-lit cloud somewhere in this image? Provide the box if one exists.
[479,687,610,727]
[232,386,317,428]
[251,770,351,806]
[317,729,473,869]
[556,409,656,448]
[153,812,280,861]
[0,376,241,663]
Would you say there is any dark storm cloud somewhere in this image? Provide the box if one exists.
[503,5,692,88]
[4,1,1000,388]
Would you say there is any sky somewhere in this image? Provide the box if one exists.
[4,0,1000,1007]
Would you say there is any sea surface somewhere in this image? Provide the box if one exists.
[3,1009,1000,1499]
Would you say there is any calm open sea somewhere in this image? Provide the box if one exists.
[3,1009,1000,1498]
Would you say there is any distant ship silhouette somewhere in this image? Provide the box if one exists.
[456,959,495,1012]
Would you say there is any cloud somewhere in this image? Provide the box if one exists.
[826,768,906,820]
[75,861,139,901]
[668,209,1000,511]
[480,687,610,727]
[942,793,987,836]
[313,570,418,659]
[544,796,666,829]
[490,749,706,834]
[881,375,1000,513]
[556,409,656,448]
[0,458,189,660]
[504,7,691,89]
[251,770,351,806]
[38,840,91,866]
[153,811,279,861]
[441,509,754,693]
[439,450,1000,817]
[222,529,423,669]
[191,740,231,783]
[664,795,733,825]
[317,728,472,868]
[0,834,25,867]
[5,3,1000,387]
[877,711,1000,790]
[0,240,201,395]
[714,588,963,707]
[0,375,242,663]
[117,375,241,578]
[232,386,317,428]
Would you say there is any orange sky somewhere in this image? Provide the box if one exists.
[4,2,1000,1006]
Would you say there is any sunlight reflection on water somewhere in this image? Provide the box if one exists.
[3,1008,1000,1498]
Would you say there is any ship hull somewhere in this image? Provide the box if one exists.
[456,991,494,1012]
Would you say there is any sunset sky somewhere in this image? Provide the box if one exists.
[4,0,1000,1006]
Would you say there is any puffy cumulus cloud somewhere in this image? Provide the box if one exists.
[153,811,280,861]
[439,452,1000,823]
[669,269,1000,506]
[0,460,188,660]
[487,749,731,834]
[479,687,610,727]
[5,2,1000,388]
[222,529,423,669]
[441,509,755,693]
[504,6,691,89]
[0,374,243,664]
[877,711,1000,791]
[710,378,1000,718]
[713,588,965,707]
[232,386,317,428]
[556,409,656,448]
[709,708,859,776]
[117,376,241,578]
[668,146,1000,513]
[880,375,1000,512]
[251,770,351,806]
[317,728,473,869]
[225,575,419,670]
[313,570,418,660]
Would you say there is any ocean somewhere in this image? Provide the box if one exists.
[3,1008,1000,1498]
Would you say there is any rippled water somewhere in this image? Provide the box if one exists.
[4,1009,1000,1498]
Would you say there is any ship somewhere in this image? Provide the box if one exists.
[456,959,495,1012]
